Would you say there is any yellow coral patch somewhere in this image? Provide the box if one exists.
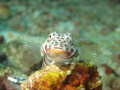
[38,72,66,90]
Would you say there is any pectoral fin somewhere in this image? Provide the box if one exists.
[18,42,43,68]
[78,45,105,66]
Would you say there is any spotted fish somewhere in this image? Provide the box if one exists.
[19,32,103,69]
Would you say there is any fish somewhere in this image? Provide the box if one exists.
[19,32,103,69]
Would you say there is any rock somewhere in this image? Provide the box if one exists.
[21,61,102,90]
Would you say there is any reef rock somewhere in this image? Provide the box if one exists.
[21,61,102,90]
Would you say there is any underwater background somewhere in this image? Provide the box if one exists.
[0,0,120,90]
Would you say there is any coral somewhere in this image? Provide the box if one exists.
[21,65,66,90]
[21,61,102,90]
[38,72,66,90]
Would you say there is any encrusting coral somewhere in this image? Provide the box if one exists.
[21,61,102,90]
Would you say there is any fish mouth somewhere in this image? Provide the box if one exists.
[49,47,66,54]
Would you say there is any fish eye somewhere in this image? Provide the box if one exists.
[66,37,72,42]
[49,35,51,38]
[49,32,57,40]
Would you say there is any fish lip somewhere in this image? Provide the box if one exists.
[49,47,66,54]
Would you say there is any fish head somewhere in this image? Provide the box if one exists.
[41,32,78,62]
